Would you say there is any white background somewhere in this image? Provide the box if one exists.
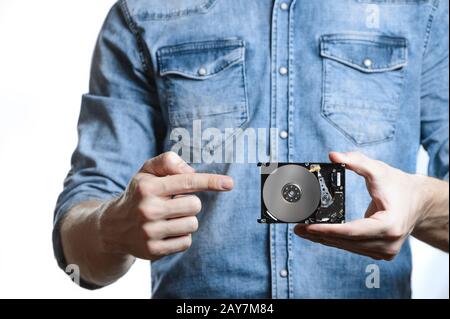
[0,0,448,299]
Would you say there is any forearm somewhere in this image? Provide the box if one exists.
[412,176,449,252]
[60,200,135,287]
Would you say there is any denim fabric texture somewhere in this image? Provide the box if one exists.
[53,0,449,298]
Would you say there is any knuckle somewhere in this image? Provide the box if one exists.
[136,203,148,218]
[131,175,141,186]
[142,159,153,170]
[159,222,171,237]
[142,223,156,240]
[135,183,146,196]
[130,176,143,194]
[182,174,195,190]
[162,151,178,167]
[208,176,219,190]
[146,241,158,255]
[147,241,166,256]
[385,226,404,241]
[135,179,155,196]
[138,202,162,222]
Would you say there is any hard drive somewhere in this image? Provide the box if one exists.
[258,163,345,224]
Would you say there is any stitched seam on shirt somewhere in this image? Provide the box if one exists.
[158,41,244,55]
[132,0,218,21]
[241,46,250,128]
[287,225,294,299]
[270,3,279,163]
[322,37,407,46]
[288,0,296,164]
[423,0,440,56]
[119,0,151,73]
[270,224,277,299]
[356,0,429,4]
[287,0,297,298]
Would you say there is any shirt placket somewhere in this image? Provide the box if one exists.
[270,0,296,299]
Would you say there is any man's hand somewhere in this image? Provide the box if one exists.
[294,152,449,261]
[60,152,233,286]
[98,152,234,261]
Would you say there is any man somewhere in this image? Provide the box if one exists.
[54,0,449,298]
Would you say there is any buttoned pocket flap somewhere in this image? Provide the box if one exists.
[157,39,245,80]
[320,34,408,73]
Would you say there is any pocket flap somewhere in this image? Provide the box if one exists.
[320,34,407,73]
[157,39,245,79]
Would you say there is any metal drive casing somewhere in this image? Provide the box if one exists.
[258,163,345,224]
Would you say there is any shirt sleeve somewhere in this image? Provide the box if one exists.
[52,2,164,288]
[420,0,449,181]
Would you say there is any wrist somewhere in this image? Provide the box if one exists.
[410,175,449,252]
[412,174,435,226]
[96,198,133,261]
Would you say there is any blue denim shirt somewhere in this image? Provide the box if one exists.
[54,0,449,298]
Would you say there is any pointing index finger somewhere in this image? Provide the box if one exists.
[156,173,234,196]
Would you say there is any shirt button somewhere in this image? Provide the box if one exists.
[279,66,288,75]
[280,269,288,278]
[280,130,289,139]
[198,67,207,76]
[280,2,289,10]
[363,58,373,68]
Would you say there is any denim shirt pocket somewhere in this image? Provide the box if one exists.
[157,39,249,152]
[320,34,408,146]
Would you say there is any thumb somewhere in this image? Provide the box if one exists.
[329,151,379,180]
[140,152,195,176]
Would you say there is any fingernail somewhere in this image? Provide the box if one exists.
[220,177,234,190]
